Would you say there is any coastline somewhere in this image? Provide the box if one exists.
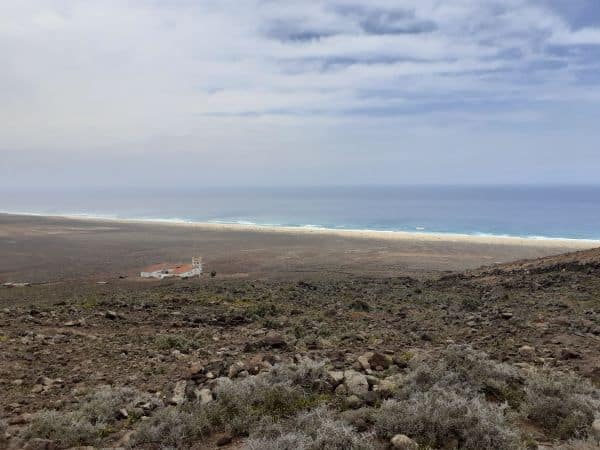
[2,211,599,249]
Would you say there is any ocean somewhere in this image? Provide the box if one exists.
[2,186,599,241]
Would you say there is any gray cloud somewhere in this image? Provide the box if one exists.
[1,0,600,187]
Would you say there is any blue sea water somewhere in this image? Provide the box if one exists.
[1,186,600,240]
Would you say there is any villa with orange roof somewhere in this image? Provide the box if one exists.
[140,257,203,279]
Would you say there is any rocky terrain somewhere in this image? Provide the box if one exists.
[1,248,600,449]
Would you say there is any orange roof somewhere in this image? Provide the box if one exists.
[141,263,170,273]
[171,264,193,275]
[141,263,193,274]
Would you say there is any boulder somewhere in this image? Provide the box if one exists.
[592,418,600,439]
[518,345,535,359]
[559,348,582,360]
[261,332,287,349]
[357,352,373,371]
[327,370,345,386]
[105,310,118,320]
[368,352,391,370]
[216,433,233,446]
[375,378,398,398]
[346,394,362,409]
[22,439,57,450]
[169,380,187,405]
[195,388,213,405]
[334,383,348,395]
[344,370,369,396]
[228,361,245,379]
[390,434,418,450]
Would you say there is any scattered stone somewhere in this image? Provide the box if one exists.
[591,418,600,439]
[357,352,373,370]
[22,438,57,450]
[518,345,536,359]
[559,348,582,360]
[344,370,369,396]
[169,380,187,405]
[261,332,287,349]
[105,310,118,320]
[375,378,397,398]
[368,352,391,370]
[195,388,213,405]
[215,433,233,446]
[8,413,33,425]
[390,434,418,449]
[244,332,288,351]
[334,383,348,395]
[365,375,379,387]
[228,361,245,379]
[116,408,129,419]
[327,370,345,386]
[500,312,514,320]
[484,287,509,302]
[362,390,379,406]
[188,362,205,380]
[345,394,362,409]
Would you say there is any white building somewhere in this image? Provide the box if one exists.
[140,257,203,279]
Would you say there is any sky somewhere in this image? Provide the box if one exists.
[2,0,600,188]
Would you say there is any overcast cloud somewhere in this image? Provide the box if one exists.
[2,0,600,187]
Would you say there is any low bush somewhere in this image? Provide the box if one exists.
[522,369,600,439]
[23,410,98,448]
[153,333,196,352]
[210,374,317,435]
[0,419,8,442]
[556,438,600,450]
[245,406,377,450]
[79,385,156,424]
[401,345,523,406]
[23,385,158,448]
[374,387,520,450]
[130,364,330,447]
[269,357,333,392]
[128,406,211,448]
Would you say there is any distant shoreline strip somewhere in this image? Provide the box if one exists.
[1,210,599,247]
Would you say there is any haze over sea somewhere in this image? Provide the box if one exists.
[2,186,600,241]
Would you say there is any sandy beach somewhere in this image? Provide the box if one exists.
[1,212,597,283]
